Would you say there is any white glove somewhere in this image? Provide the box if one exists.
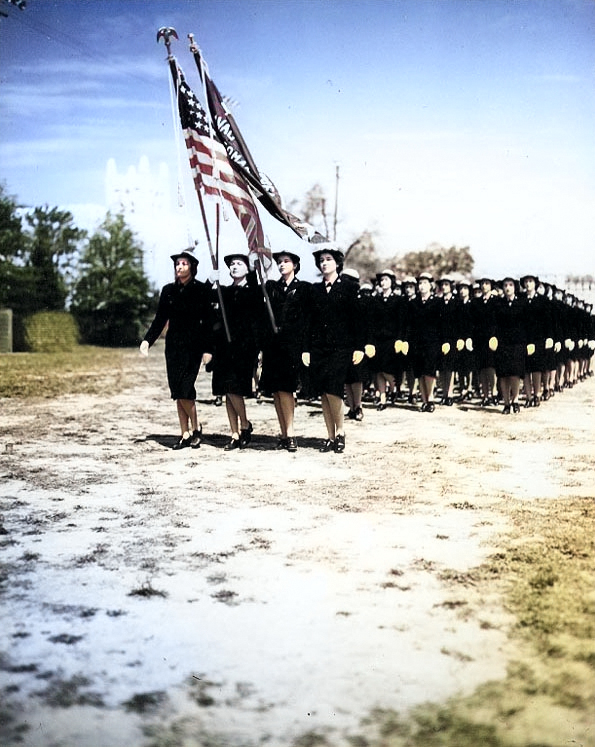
[394,339,403,354]
[301,352,310,367]
[401,340,409,356]
[564,338,571,349]
[208,269,220,284]
[364,344,376,358]
[139,340,149,357]
[588,340,595,350]
[465,338,473,352]
[456,339,464,351]
[554,341,562,353]
[527,343,535,356]
[352,350,364,365]
[441,342,450,355]
[489,336,498,352]
[545,338,553,350]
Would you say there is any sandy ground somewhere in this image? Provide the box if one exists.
[0,344,593,746]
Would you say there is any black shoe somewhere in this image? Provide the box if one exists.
[172,433,192,450]
[286,437,298,453]
[377,403,387,411]
[347,409,356,420]
[239,421,253,448]
[426,402,435,413]
[354,406,364,421]
[502,404,511,415]
[524,398,533,408]
[214,395,223,407]
[224,438,240,451]
[190,428,202,449]
[276,437,289,450]
[319,439,335,453]
[512,402,520,414]
[532,396,540,408]
[334,434,345,453]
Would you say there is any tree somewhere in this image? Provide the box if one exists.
[343,230,382,282]
[395,243,474,280]
[71,212,155,346]
[0,183,27,310]
[24,205,86,312]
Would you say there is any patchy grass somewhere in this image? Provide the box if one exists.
[353,496,595,747]
[0,346,144,398]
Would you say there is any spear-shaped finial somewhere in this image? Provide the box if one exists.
[156,27,179,59]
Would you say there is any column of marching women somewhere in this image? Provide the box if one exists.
[141,247,594,452]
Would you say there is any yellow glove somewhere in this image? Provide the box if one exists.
[456,338,464,351]
[545,337,553,349]
[527,343,535,356]
[394,339,403,354]
[488,336,498,352]
[401,340,409,356]
[441,342,450,355]
[465,338,473,352]
[352,350,364,365]
[301,352,310,367]
[364,344,376,358]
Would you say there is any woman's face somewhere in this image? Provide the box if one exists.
[379,275,392,291]
[318,253,337,276]
[459,285,470,300]
[404,283,416,298]
[175,258,192,282]
[524,277,536,294]
[229,258,249,280]
[276,255,296,278]
[481,280,492,295]
[503,280,515,298]
[418,278,431,296]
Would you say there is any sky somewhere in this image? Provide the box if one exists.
[0,0,594,288]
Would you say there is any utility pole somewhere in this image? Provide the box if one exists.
[333,164,340,241]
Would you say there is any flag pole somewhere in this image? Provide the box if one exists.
[158,27,231,343]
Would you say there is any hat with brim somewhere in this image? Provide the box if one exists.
[312,246,344,267]
[272,250,301,273]
[500,276,519,292]
[478,276,495,286]
[418,272,433,283]
[402,275,417,286]
[457,279,472,288]
[520,273,539,286]
[224,253,250,268]
[342,268,360,282]
[438,276,454,286]
[376,269,396,282]
[171,248,199,265]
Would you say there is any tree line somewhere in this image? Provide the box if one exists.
[0,184,156,350]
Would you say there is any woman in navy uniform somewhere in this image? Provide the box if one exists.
[493,277,527,414]
[140,249,213,449]
[259,250,311,452]
[303,246,365,452]
[455,279,475,401]
[472,276,499,406]
[408,272,441,412]
[369,269,405,410]
[211,254,260,450]
[520,273,553,407]
[436,276,459,406]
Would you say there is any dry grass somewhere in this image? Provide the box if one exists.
[0,346,143,398]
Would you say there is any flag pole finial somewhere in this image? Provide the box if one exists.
[188,33,198,53]
[157,27,179,59]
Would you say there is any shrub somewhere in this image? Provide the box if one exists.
[23,311,79,352]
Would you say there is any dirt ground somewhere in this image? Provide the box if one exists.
[0,344,593,747]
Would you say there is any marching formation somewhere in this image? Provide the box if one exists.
[140,247,594,454]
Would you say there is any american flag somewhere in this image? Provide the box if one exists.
[172,63,267,264]
[192,48,318,242]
